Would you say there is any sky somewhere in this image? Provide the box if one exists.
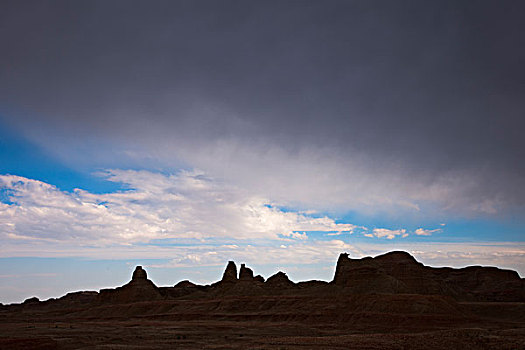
[1,0,524,304]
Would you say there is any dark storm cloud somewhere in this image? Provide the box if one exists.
[1,0,524,214]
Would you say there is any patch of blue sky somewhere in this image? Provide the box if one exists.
[321,218,523,243]
[435,219,524,242]
[0,187,16,204]
[264,203,327,218]
[337,206,523,243]
[0,116,123,194]
[340,208,440,228]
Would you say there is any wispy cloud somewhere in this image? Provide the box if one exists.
[414,227,443,236]
[364,228,408,239]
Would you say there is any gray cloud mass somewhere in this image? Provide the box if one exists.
[1,0,524,217]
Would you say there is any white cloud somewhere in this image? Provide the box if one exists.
[414,228,443,236]
[0,171,358,245]
[365,228,408,239]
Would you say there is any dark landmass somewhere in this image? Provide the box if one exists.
[1,251,524,349]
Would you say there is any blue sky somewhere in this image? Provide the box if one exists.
[1,1,524,304]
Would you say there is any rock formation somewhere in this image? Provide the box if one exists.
[239,264,254,281]
[174,280,197,288]
[22,297,39,305]
[132,265,147,280]
[221,261,238,283]
[265,271,295,289]
[99,265,163,303]
[254,275,265,283]
[333,251,525,301]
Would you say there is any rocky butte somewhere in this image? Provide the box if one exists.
[1,251,524,349]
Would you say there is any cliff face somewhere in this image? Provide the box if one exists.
[332,251,525,301]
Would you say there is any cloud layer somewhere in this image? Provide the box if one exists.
[1,1,524,219]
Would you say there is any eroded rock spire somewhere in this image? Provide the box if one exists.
[221,261,238,283]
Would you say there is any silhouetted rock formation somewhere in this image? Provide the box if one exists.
[132,265,147,280]
[221,261,238,283]
[265,271,295,289]
[333,251,525,301]
[333,251,434,294]
[212,262,266,296]
[433,265,525,301]
[174,280,197,288]
[22,297,39,305]
[239,263,254,281]
[99,266,162,303]
[159,280,204,298]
